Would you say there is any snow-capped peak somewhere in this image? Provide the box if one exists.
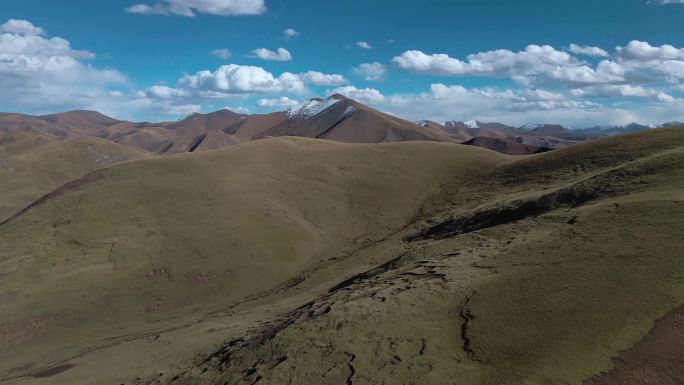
[286,97,341,118]
[415,120,429,127]
[520,123,544,130]
[464,120,479,129]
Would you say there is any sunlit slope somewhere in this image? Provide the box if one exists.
[0,135,150,222]
[159,128,684,385]
[0,137,506,378]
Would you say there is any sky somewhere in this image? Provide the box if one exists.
[1,0,684,127]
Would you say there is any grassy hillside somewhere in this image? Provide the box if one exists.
[0,135,150,222]
[0,128,682,385]
[0,137,505,384]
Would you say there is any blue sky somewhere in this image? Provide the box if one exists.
[1,0,683,126]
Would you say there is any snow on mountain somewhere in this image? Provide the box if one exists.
[520,123,544,130]
[464,120,479,129]
[415,120,429,128]
[287,97,341,119]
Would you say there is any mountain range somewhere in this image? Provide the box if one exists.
[2,95,677,158]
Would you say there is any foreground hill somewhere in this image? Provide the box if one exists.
[0,137,503,385]
[0,126,682,385]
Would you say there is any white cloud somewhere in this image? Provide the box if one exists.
[572,85,680,103]
[224,105,250,114]
[356,41,372,50]
[0,19,126,113]
[210,48,231,59]
[393,45,632,88]
[568,44,609,57]
[179,64,304,94]
[648,0,684,4]
[125,0,266,16]
[141,85,191,99]
[257,96,299,108]
[328,86,385,104]
[353,62,386,81]
[299,71,347,86]
[250,47,292,61]
[282,28,300,40]
[617,40,684,61]
[0,19,45,36]
[374,84,640,127]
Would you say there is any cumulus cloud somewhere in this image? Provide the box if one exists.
[180,64,303,94]
[282,28,300,40]
[328,86,385,104]
[568,44,609,57]
[356,41,372,50]
[353,62,386,81]
[648,0,684,4]
[0,19,45,36]
[392,45,627,88]
[210,48,231,59]
[0,19,126,113]
[374,84,641,127]
[171,65,345,99]
[250,47,292,61]
[224,105,250,114]
[617,40,684,61]
[139,85,190,99]
[257,96,299,108]
[299,71,347,86]
[125,0,266,16]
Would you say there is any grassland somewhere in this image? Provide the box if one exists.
[0,128,682,385]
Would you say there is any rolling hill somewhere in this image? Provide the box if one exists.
[0,134,150,222]
[0,126,683,385]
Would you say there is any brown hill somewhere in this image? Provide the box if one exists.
[463,136,552,155]
[257,95,452,143]
[440,120,586,149]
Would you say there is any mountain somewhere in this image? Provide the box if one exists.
[1,127,682,385]
[463,136,552,155]
[0,97,452,154]
[580,122,654,135]
[257,94,451,143]
[437,120,586,149]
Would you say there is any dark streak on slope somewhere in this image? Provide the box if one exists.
[327,255,405,293]
[0,169,106,228]
[188,134,207,153]
[157,141,174,155]
[344,352,356,385]
[223,120,245,136]
[315,110,354,139]
[460,293,479,361]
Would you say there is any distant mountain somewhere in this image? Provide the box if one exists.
[437,121,583,149]
[257,94,449,143]
[579,122,654,135]
[0,96,452,154]
[462,136,552,155]
[2,102,678,156]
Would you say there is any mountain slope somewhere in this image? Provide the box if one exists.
[257,95,452,143]
[0,138,505,384]
[462,136,552,155]
[0,127,683,385]
[0,134,150,222]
